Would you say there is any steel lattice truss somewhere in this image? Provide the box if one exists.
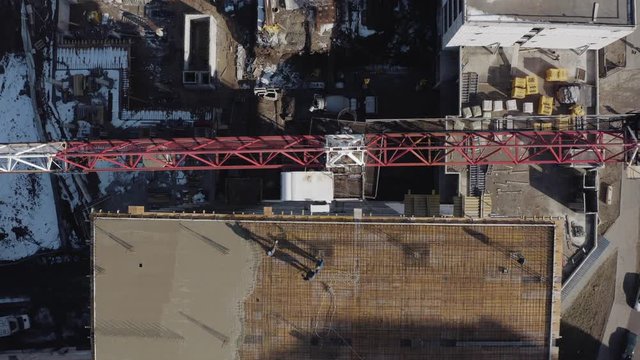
[0,130,637,173]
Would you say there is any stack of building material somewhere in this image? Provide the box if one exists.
[463,196,481,218]
[545,68,568,82]
[538,96,554,116]
[506,99,518,111]
[523,102,534,114]
[404,192,442,217]
[480,194,492,218]
[426,193,441,216]
[511,77,526,99]
[526,75,539,95]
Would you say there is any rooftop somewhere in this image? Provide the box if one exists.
[460,46,598,117]
[93,218,257,360]
[467,0,634,26]
[93,214,562,359]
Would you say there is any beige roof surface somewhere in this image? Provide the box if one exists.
[467,0,633,25]
[93,218,258,360]
[93,216,561,359]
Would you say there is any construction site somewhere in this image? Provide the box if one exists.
[92,212,562,360]
[0,0,639,359]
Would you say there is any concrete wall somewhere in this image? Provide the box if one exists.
[280,172,334,202]
[440,0,465,48]
[183,14,217,76]
[57,0,74,33]
[447,22,531,47]
[444,21,635,50]
[520,25,635,49]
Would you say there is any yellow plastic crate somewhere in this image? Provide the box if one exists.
[570,104,586,117]
[511,86,526,99]
[512,77,526,89]
[555,116,574,130]
[558,68,568,81]
[538,95,554,116]
[534,121,553,130]
[545,68,569,82]
[526,75,539,95]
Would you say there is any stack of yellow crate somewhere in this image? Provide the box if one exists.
[526,75,539,95]
[555,116,573,130]
[534,121,553,130]
[570,104,586,117]
[538,96,554,115]
[545,68,569,82]
[511,77,526,99]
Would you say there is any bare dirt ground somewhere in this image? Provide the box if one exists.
[561,251,617,360]
[598,164,622,235]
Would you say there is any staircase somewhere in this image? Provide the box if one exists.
[468,165,487,196]
[461,72,478,104]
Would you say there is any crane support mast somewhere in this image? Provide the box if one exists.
[0,130,637,173]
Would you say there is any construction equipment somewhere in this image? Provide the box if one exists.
[0,127,638,173]
[254,87,281,101]
[0,315,30,338]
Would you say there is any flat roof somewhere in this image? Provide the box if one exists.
[93,215,561,359]
[467,0,633,25]
[460,46,598,115]
[92,218,257,360]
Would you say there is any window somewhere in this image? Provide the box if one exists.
[459,0,464,15]
[454,0,458,20]
[444,2,450,30]
[449,0,454,28]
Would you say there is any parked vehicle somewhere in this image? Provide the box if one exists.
[309,95,356,113]
[309,94,378,115]
[622,330,638,360]
[0,314,30,337]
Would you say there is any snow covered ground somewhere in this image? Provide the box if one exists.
[0,54,60,260]
[47,46,201,210]
[50,46,211,137]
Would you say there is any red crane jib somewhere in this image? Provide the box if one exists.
[47,130,636,172]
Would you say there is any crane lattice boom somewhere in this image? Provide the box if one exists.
[0,130,637,173]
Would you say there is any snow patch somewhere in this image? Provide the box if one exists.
[52,47,211,133]
[345,10,377,38]
[0,54,60,260]
[56,47,129,70]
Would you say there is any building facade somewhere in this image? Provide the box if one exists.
[439,0,636,50]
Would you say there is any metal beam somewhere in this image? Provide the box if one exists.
[0,131,636,173]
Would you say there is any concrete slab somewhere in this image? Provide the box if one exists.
[467,0,632,25]
[461,46,598,114]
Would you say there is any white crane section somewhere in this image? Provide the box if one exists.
[0,143,64,173]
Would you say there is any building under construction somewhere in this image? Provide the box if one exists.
[91,209,562,360]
